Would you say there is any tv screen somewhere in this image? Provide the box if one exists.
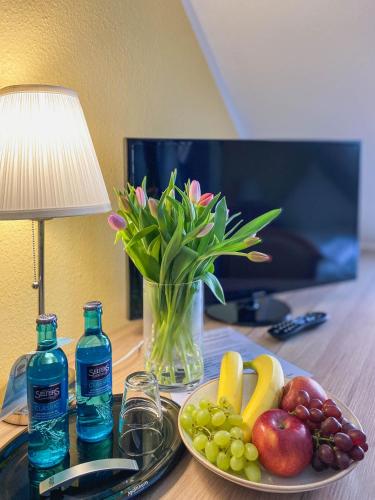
[127,139,360,322]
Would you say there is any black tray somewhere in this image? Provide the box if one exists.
[0,396,184,499]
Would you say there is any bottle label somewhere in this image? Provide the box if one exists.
[79,359,112,397]
[32,382,67,421]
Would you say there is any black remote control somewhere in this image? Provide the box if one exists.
[268,312,328,340]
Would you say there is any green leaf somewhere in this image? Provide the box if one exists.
[231,209,282,240]
[213,197,227,242]
[207,262,215,273]
[139,208,154,231]
[148,235,161,262]
[164,209,176,238]
[202,272,226,304]
[195,193,221,226]
[197,227,216,255]
[224,218,243,238]
[175,186,195,222]
[160,203,184,283]
[216,239,261,253]
[166,195,182,214]
[225,211,241,227]
[156,211,170,242]
[126,245,160,282]
[159,170,177,209]
[171,246,199,282]
[114,231,122,245]
[141,176,148,193]
[181,219,211,245]
[127,225,158,249]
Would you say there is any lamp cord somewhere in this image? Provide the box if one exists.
[31,221,39,289]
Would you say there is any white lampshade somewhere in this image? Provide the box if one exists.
[0,84,111,220]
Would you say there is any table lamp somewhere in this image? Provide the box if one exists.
[0,84,111,423]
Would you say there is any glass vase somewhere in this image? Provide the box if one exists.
[143,279,204,391]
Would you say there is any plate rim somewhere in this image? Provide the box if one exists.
[178,374,361,493]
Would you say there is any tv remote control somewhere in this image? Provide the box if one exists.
[268,312,328,340]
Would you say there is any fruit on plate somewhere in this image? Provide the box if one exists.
[242,354,284,442]
[252,409,313,477]
[180,397,262,482]
[289,391,369,471]
[217,351,243,413]
[281,376,327,412]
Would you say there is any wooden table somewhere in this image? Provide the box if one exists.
[1,253,374,499]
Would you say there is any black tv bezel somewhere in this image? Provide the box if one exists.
[126,137,361,320]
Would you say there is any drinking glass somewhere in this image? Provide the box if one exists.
[118,371,163,456]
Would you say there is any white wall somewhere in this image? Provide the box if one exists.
[183,0,375,246]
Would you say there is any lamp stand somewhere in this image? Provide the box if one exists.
[3,219,46,425]
[37,219,45,315]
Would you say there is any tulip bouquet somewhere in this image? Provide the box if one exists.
[109,170,281,388]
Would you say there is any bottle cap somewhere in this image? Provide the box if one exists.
[36,313,57,325]
[83,301,102,311]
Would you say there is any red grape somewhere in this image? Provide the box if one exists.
[323,405,342,419]
[310,398,323,410]
[362,442,369,452]
[320,417,342,436]
[312,452,328,471]
[323,398,336,408]
[296,390,310,407]
[309,408,324,422]
[306,419,321,431]
[347,429,366,447]
[318,444,335,465]
[295,404,310,420]
[333,432,353,452]
[349,445,365,461]
[334,449,351,470]
[342,422,356,434]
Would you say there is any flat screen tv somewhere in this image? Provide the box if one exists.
[127,139,360,325]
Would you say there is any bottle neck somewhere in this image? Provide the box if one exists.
[84,309,102,335]
[37,323,57,351]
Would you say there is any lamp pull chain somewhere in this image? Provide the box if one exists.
[31,221,39,290]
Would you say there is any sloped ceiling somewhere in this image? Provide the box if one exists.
[182,0,375,243]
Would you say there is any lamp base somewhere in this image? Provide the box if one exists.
[3,407,28,426]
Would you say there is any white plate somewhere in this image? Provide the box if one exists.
[178,374,362,494]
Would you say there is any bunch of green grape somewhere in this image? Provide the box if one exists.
[180,398,261,482]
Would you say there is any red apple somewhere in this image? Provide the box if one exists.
[252,409,313,477]
[281,376,327,411]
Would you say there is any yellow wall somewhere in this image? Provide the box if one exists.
[0,0,236,401]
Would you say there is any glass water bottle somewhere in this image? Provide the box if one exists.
[27,314,69,467]
[76,301,113,442]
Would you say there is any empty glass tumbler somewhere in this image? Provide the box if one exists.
[118,371,163,456]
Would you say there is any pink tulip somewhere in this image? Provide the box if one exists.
[148,198,159,218]
[198,193,214,206]
[197,222,214,238]
[189,180,201,203]
[108,212,126,231]
[135,187,146,208]
[247,251,271,263]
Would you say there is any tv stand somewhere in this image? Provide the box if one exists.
[205,292,291,327]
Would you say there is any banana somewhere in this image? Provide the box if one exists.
[242,354,284,442]
[217,351,243,414]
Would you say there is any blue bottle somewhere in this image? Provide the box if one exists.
[27,314,69,468]
[76,301,113,442]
